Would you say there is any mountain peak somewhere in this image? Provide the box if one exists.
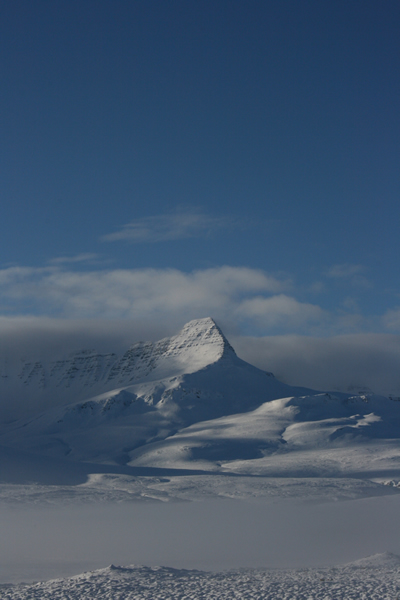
[0,318,237,421]
[146,317,235,378]
[174,318,235,357]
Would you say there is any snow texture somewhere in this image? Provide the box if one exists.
[2,556,400,599]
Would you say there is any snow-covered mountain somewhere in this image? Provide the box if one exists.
[0,318,313,462]
[0,317,245,418]
[1,317,400,477]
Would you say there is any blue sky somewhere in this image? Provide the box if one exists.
[1,1,400,391]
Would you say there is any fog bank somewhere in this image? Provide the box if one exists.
[2,495,400,583]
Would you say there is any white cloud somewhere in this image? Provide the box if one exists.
[0,266,53,287]
[237,294,326,330]
[101,211,235,243]
[0,263,379,339]
[0,264,292,330]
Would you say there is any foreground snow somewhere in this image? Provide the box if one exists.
[2,555,400,599]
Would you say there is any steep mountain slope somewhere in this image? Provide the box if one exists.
[0,318,245,420]
[0,318,313,463]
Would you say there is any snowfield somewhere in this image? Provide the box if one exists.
[2,556,400,600]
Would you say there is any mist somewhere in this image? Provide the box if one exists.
[1,495,400,584]
[0,317,173,362]
[233,333,400,396]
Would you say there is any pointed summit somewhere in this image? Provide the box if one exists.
[141,317,236,379]
[167,318,235,360]
[105,318,237,386]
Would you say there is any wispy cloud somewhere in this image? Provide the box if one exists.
[326,263,371,288]
[101,211,236,243]
[382,307,400,331]
[327,264,365,278]
[49,253,100,265]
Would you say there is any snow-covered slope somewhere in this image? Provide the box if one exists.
[1,317,400,479]
[126,391,400,474]
[345,552,400,568]
[0,318,314,463]
[0,318,243,420]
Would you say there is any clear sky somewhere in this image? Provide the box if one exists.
[1,1,400,391]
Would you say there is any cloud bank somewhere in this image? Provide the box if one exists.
[0,265,318,333]
[233,333,400,396]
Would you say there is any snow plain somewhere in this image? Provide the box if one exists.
[1,318,400,597]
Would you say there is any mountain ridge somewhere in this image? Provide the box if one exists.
[0,318,242,421]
